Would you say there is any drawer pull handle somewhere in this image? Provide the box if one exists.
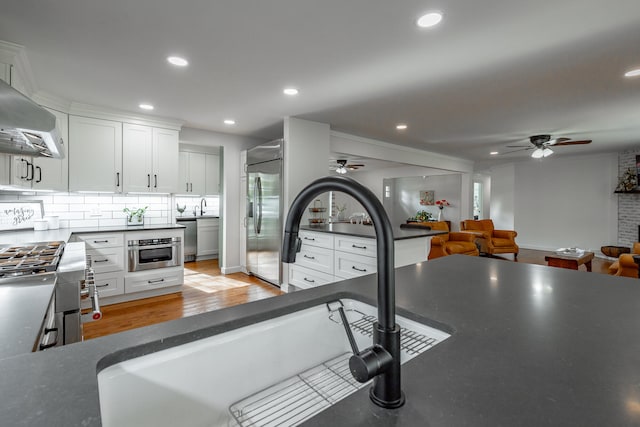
[94,259,109,263]
[352,266,367,272]
[148,278,165,284]
[352,244,367,249]
[303,277,315,283]
[303,237,316,241]
[96,283,110,288]
[303,254,316,260]
[93,240,109,243]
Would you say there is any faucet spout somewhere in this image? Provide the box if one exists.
[200,198,207,216]
[282,175,404,408]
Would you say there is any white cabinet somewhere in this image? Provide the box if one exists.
[123,124,179,193]
[69,116,123,192]
[73,233,126,305]
[288,229,431,290]
[124,268,183,293]
[205,154,220,195]
[197,217,219,259]
[179,151,206,195]
[32,107,68,191]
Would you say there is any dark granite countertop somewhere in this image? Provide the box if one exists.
[0,223,186,245]
[176,215,219,222]
[0,274,55,360]
[301,222,444,240]
[1,255,639,426]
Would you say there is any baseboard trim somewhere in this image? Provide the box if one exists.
[221,266,243,274]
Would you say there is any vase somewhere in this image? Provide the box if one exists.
[437,209,442,221]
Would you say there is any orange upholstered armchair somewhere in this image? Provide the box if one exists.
[460,219,519,260]
[608,243,640,278]
[428,221,480,260]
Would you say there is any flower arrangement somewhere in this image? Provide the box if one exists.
[415,210,433,222]
[615,168,638,192]
[435,199,450,210]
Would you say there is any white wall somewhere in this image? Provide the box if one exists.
[490,153,618,252]
[179,127,263,274]
[489,163,515,230]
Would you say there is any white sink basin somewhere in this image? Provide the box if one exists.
[97,299,449,427]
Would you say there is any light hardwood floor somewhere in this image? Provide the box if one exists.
[83,260,283,340]
[83,249,614,340]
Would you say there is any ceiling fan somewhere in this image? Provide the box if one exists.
[505,134,592,158]
[330,159,365,174]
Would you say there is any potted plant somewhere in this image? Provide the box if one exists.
[123,206,148,225]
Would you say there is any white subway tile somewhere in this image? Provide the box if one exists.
[69,219,100,228]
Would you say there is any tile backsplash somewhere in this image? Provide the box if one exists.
[0,192,220,228]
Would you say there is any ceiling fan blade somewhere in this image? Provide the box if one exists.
[346,164,364,167]
[500,147,531,155]
[547,137,570,146]
[554,139,592,146]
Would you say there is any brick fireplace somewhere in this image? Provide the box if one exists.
[617,149,640,247]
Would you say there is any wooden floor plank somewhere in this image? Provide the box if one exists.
[83,249,615,340]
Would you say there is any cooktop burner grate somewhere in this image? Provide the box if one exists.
[0,241,65,278]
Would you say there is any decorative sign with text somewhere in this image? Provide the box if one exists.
[0,201,44,231]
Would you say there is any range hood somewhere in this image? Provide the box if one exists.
[0,79,64,158]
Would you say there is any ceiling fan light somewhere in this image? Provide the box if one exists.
[542,147,553,157]
[335,166,347,174]
[531,148,544,159]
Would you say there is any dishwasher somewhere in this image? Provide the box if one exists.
[177,218,197,262]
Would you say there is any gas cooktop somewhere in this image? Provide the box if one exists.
[0,241,65,279]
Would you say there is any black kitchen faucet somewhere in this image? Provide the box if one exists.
[282,175,405,408]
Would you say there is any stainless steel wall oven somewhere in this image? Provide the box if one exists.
[127,237,182,272]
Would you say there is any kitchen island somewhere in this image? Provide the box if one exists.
[1,255,639,425]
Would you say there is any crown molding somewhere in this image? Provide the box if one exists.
[69,102,184,130]
[0,40,37,97]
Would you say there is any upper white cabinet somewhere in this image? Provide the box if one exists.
[69,116,123,193]
[179,150,220,196]
[179,151,206,195]
[32,107,69,191]
[6,108,68,191]
[123,124,179,193]
[205,153,220,195]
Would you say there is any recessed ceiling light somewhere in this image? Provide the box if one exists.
[139,103,154,110]
[624,68,640,78]
[416,12,443,28]
[223,119,236,125]
[167,56,189,67]
[283,88,299,96]
[490,151,499,155]
[396,124,408,130]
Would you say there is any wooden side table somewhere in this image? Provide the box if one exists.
[544,252,595,272]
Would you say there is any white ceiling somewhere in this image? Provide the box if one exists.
[1,0,640,164]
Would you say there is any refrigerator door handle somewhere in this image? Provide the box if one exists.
[253,176,259,234]
[256,176,263,234]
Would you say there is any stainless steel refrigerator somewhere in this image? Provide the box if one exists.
[246,139,283,286]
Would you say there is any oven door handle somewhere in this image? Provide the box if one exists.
[128,243,180,250]
[81,284,102,323]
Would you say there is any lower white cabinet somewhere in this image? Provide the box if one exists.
[93,272,125,299]
[125,268,184,293]
[288,230,430,290]
[197,217,219,259]
[289,264,335,289]
[334,250,377,280]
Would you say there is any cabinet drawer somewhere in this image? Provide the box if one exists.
[94,272,125,298]
[82,272,124,309]
[299,230,334,249]
[125,268,183,293]
[335,235,376,258]
[295,245,333,274]
[76,233,124,249]
[334,251,377,279]
[289,264,335,289]
[87,248,124,273]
